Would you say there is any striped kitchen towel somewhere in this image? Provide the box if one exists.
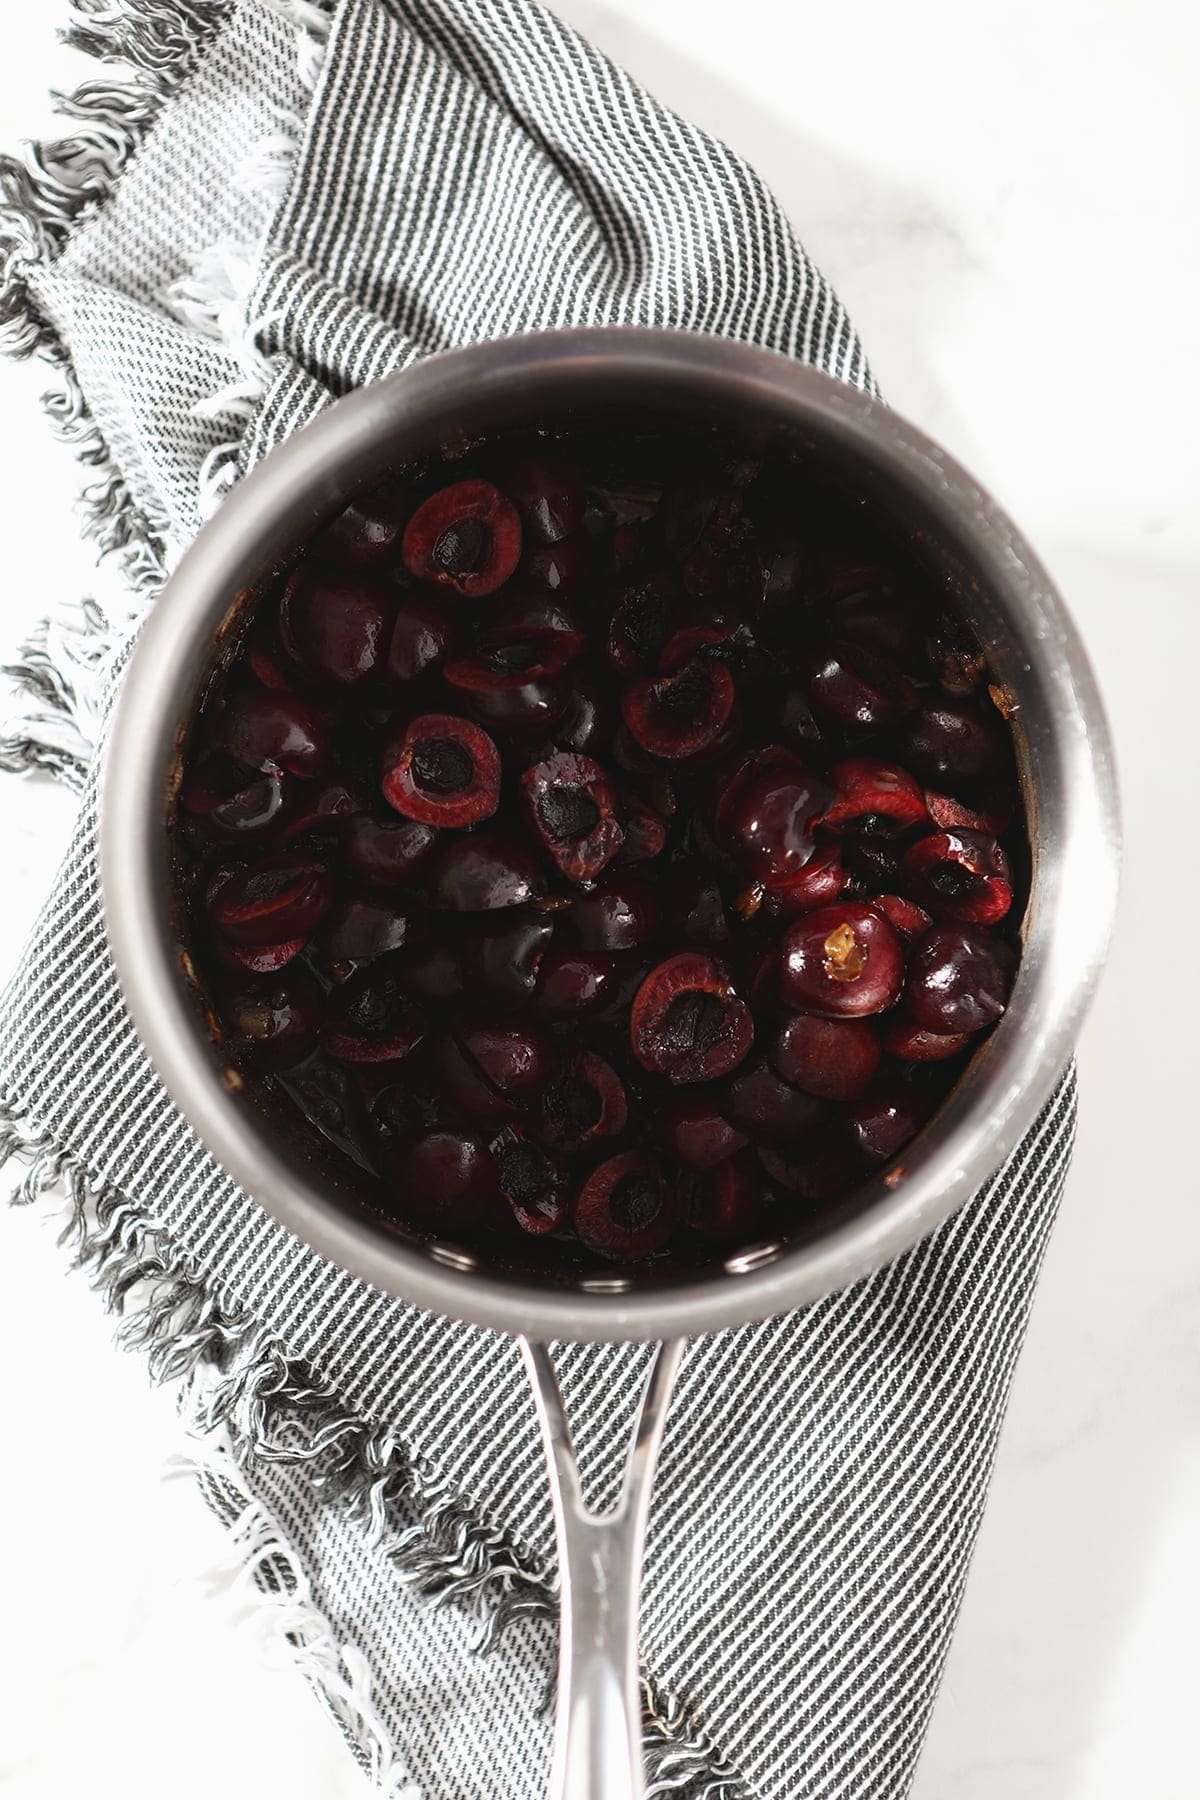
[0,3,1076,1795]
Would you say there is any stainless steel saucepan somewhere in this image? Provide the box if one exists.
[99,329,1119,1800]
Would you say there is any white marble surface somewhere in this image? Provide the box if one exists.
[0,4,1196,1796]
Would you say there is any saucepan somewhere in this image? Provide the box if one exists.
[98,329,1119,1800]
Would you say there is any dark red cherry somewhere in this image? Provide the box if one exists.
[630,954,753,1084]
[820,757,928,836]
[682,1151,761,1244]
[443,636,577,734]
[495,1136,569,1235]
[465,909,555,1001]
[757,837,845,918]
[845,1081,930,1162]
[894,699,1004,789]
[389,1129,498,1230]
[554,669,616,756]
[343,815,439,888]
[323,894,423,963]
[435,1015,555,1121]
[532,946,618,1018]
[870,893,932,941]
[883,1013,973,1062]
[771,1013,880,1101]
[428,831,548,912]
[399,932,464,1003]
[574,1152,676,1262]
[843,833,904,892]
[663,862,731,947]
[570,876,659,950]
[660,1092,749,1171]
[523,527,591,596]
[719,760,833,886]
[386,593,462,686]
[279,567,391,687]
[180,756,289,842]
[479,592,586,646]
[214,935,308,974]
[657,462,722,557]
[615,793,669,865]
[829,585,919,664]
[757,1131,861,1202]
[621,657,736,761]
[723,1059,827,1140]
[537,1051,628,1151]
[807,641,918,731]
[214,689,330,778]
[520,751,624,884]
[382,713,501,828]
[220,969,320,1071]
[606,579,678,676]
[778,902,904,1017]
[313,479,412,570]
[905,924,1016,1034]
[279,774,369,841]
[207,851,332,947]
[900,830,1013,926]
[322,954,426,1064]
[924,788,1013,835]
[498,453,584,543]
[401,479,522,598]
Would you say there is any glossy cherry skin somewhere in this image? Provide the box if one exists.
[495,1136,570,1235]
[207,852,332,948]
[720,761,833,886]
[778,902,904,1018]
[807,641,918,731]
[343,815,439,889]
[466,907,556,1002]
[323,894,423,963]
[435,1015,555,1122]
[899,830,1013,927]
[904,924,1016,1035]
[537,1051,628,1151]
[630,953,753,1085]
[389,1129,499,1230]
[521,752,624,884]
[894,699,1004,789]
[845,1081,930,1162]
[532,947,618,1019]
[322,954,427,1064]
[661,1091,749,1171]
[427,832,548,912]
[497,453,584,544]
[571,877,659,951]
[820,757,928,836]
[180,757,289,843]
[882,1013,974,1062]
[386,593,462,686]
[280,566,391,687]
[573,1152,676,1262]
[214,689,330,778]
[682,1151,762,1244]
[313,479,412,570]
[723,1060,828,1141]
[219,969,320,1071]
[771,1013,880,1102]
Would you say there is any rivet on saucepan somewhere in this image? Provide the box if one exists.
[428,1243,478,1272]
[725,1241,782,1275]
[578,1274,632,1294]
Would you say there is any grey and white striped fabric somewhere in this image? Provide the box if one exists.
[0,3,1077,1796]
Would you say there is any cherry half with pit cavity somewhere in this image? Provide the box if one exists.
[630,953,753,1084]
[382,712,501,828]
[401,478,522,598]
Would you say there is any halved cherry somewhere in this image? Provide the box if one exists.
[343,815,439,888]
[434,1015,555,1122]
[904,924,1016,1035]
[820,757,928,836]
[207,851,332,947]
[554,669,616,757]
[279,774,368,841]
[630,953,753,1084]
[322,954,426,1064]
[778,901,904,1017]
[771,1013,880,1102]
[401,478,522,598]
[537,1051,627,1151]
[180,755,289,843]
[496,453,584,543]
[389,1128,498,1231]
[924,787,1014,835]
[682,1151,761,1244]
[386,592,463,686]
[829,583,919,662]
[757,1132,862,1202]
[443,635,579,734]
[883,1013,974,1062]
[806,640,918,731]
[323,894,423,963]
[219,969,320,1071]
[213,689,330,777]
[658,619,740,673]
[494,1135,569,1235]
[520,751,624,884]
[427,831,548,911]
[723,1059,828,1140]
[398,932,464,1003]
[574,1151,676,1262]
[717,757,833,887]
[870,893,932,941]
[900,830,1013,926]
[382,712,500,828]
[523,528,592,597]
[605,578,679,676]
[479,592,586,646]
[661,1091,749,1171]
[621,657,735,761]
[615,793,668,865]
[756,837,846,918]
[312,478,412,570]
[845,1080,931,1161]
[214,936,309,974]
[279,566,391,687]
[894,699,1004,788]
[570,876,659,950]
[711,743,804,842]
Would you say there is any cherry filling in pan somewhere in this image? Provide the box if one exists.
[175,434,1025,1269]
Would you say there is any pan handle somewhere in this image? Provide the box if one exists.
[520,1336,685,1800]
